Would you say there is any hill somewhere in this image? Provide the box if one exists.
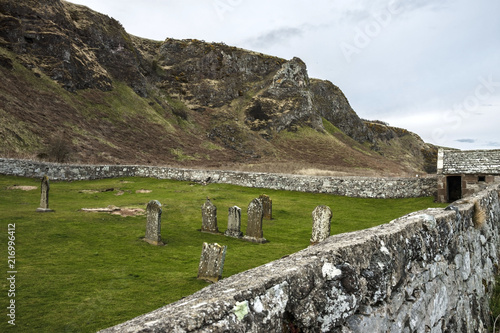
[0,0,438,176]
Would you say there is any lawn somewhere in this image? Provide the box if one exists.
[0,175,447,332]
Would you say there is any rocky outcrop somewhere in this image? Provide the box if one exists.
[0,0,147,94]
[0,0,439,174]
[245,57,323,136]
[311,79,374,144]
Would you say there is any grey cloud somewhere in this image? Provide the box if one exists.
[244,27,304,49]
[486,141,500,147]
[456,139,476,143]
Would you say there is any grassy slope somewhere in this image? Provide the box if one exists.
[0,175,446,332]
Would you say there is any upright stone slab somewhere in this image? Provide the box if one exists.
[144,200,164,246]
[36,175,54,212]
[244,198,267,243]
[201,198,219,234]
[225,206,243,238]
[197,242,227,283]
[310,205,332,245]
[259,194,272,220]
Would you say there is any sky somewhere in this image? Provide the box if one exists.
[67,0,500,150]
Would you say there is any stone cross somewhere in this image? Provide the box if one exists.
[144,200,164,246]
[244,198,267,243]
[259,194,272,220]
[310,205,332,245]
[201,198,219,234]
[36,175,54,212]
[197,242,227,283]
[225,206,243,238]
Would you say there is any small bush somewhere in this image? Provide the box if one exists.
[41,132,73,163]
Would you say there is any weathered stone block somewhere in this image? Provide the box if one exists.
[244,198,267,243]
[225,206,243,238]
[310,205,332,245]
[201,198,219,234]
[144,200,164,246]
[197,242,227,283]
[36,175,54,212]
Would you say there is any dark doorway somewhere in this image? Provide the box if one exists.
[447,176,462,202]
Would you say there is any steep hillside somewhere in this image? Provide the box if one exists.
[0,0,437,176]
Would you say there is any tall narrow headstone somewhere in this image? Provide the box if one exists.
[225,206,243,238]
[259,194,272,220]
[201,198,219,234]
[144,200,164,246]
[310,205,332,245]
[244,198,267,243]
[197,242,227,283]
[36,175,54,212]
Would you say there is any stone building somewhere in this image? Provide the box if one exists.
[437,149,500,203]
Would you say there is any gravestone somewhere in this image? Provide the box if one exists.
[201,198,219,234]
[310,205,332,245]
[144,200,164,246]
[225,206,243,238]
[259,194,272,220]
[244,198,267,243]
[197,242,227,283]
[36,175,54,212]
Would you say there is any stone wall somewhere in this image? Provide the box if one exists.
[0,158,436,199]
[100,184,500,333]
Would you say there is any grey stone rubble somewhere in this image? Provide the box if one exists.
[244,198,267,243]
[310,205,332,245]
[0,158,436,199]
[201,198,219,234]
[225,206,243,238]
[36,175,54,212]
[259,194,272,220]
[197,242,227,283]
[100,184,500,333]
[144,200,164,246]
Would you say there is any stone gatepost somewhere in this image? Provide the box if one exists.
[310,205,332,245]
[225,206,243,238]
[201,198,219,234]
[36,175,54,212]
[197,242,227,283]
[259,194,272,220]
[144,200,164,246]
[244,198,267,243]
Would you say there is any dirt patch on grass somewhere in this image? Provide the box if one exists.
[80,205,145,217]
[135,189,152,193]
[7,185,38,191]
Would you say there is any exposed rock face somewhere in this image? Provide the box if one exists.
[0,0,147,94]
[0,0,438,174]
[245,57,323,137]
[311,79,374,144]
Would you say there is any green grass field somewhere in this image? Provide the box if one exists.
[0,175,447,332]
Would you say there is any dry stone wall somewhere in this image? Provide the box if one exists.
[100,184,500,332]
[0,158,436,199]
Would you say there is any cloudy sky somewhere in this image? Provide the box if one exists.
[68,0,500,150]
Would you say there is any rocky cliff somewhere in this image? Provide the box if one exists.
[0,0,437,175]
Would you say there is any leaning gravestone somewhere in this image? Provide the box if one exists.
[36,175,54,212]
[197,242,227,283]
[310,205,332,245]
[259,194,272,220]
[244,198,267,243]
[144,200,164,246]
[225,206,243,238]
[201,198,219,234]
